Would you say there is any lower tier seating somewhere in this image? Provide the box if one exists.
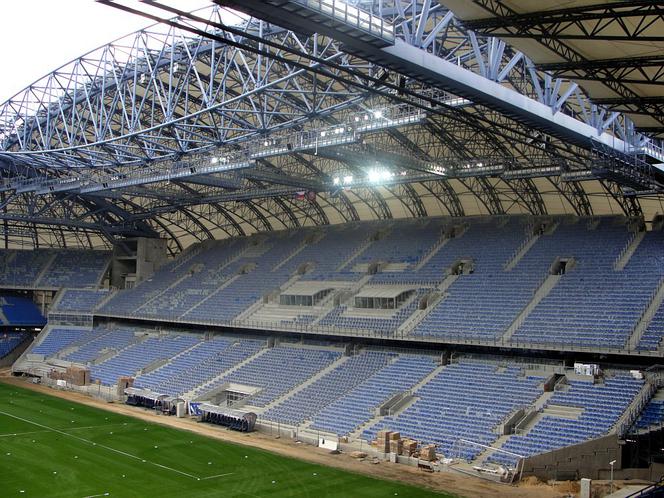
[17,323,654,465]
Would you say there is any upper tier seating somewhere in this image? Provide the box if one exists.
[88,215,664,353]
[513,221,664,348]
[349,219,442,270]
[38,250,110,288]
[413,218,530,339]
[0,250,55,287]
[0,331,29,358]
[0,249,110,289]
[53,289,111,313]
[0,295,45,326]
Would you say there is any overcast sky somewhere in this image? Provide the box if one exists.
[0,0,210,102]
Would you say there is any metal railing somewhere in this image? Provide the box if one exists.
[91,309,664,357]
[297,0,395,41]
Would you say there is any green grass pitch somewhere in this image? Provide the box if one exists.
[0,383,452,497]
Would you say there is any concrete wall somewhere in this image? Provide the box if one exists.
[522,434,658,481]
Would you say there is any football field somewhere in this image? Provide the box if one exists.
[0,382,451,497]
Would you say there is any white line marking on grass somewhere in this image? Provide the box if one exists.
[0,422,140,438]
[0,410,199,481]
[83,493,110,498]
[200,472,235,481]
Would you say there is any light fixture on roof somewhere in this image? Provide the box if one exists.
[367,168,393,183]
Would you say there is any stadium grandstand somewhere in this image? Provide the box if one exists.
[1,1,664,496]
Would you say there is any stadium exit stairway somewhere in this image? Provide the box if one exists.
[398,274,458,335]
[350,362,446,440]
[627,277,664,350]
[248,354,351,414]
[502,274,562,342]
[187,345,270,400]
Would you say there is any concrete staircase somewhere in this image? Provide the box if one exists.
[257,355,350,413]
[398,274,459,335]
[336,238,373,272]
[91,289,118,312]
[12,324,53,373]
[167,240,211,274]
[474,435,511,465]
[413,235,449,271]
[33,253,59,288]
[613,378,659,436]
[627,277,664,350]
[504,234,539,271]
[350,362,446,440]
[632,389,664,433]
[501,274,562,342]
[135,337,205,379]
[48,289,67,313]
[133,272,193,314]
[180,274,241,319]
[614,231,646,270]
[188,346,270,400]
[272,238,310,272]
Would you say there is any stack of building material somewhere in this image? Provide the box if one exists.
[419,444,437,461]
[400,439,418,457]
[66,366,89,386]
[375,430,391,453]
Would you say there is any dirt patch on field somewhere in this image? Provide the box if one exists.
[1,375,578,498]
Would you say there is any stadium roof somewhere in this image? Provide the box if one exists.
[442,0,664,136]
[0,1,661,252]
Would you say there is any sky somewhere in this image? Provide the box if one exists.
[0,0,209,102]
